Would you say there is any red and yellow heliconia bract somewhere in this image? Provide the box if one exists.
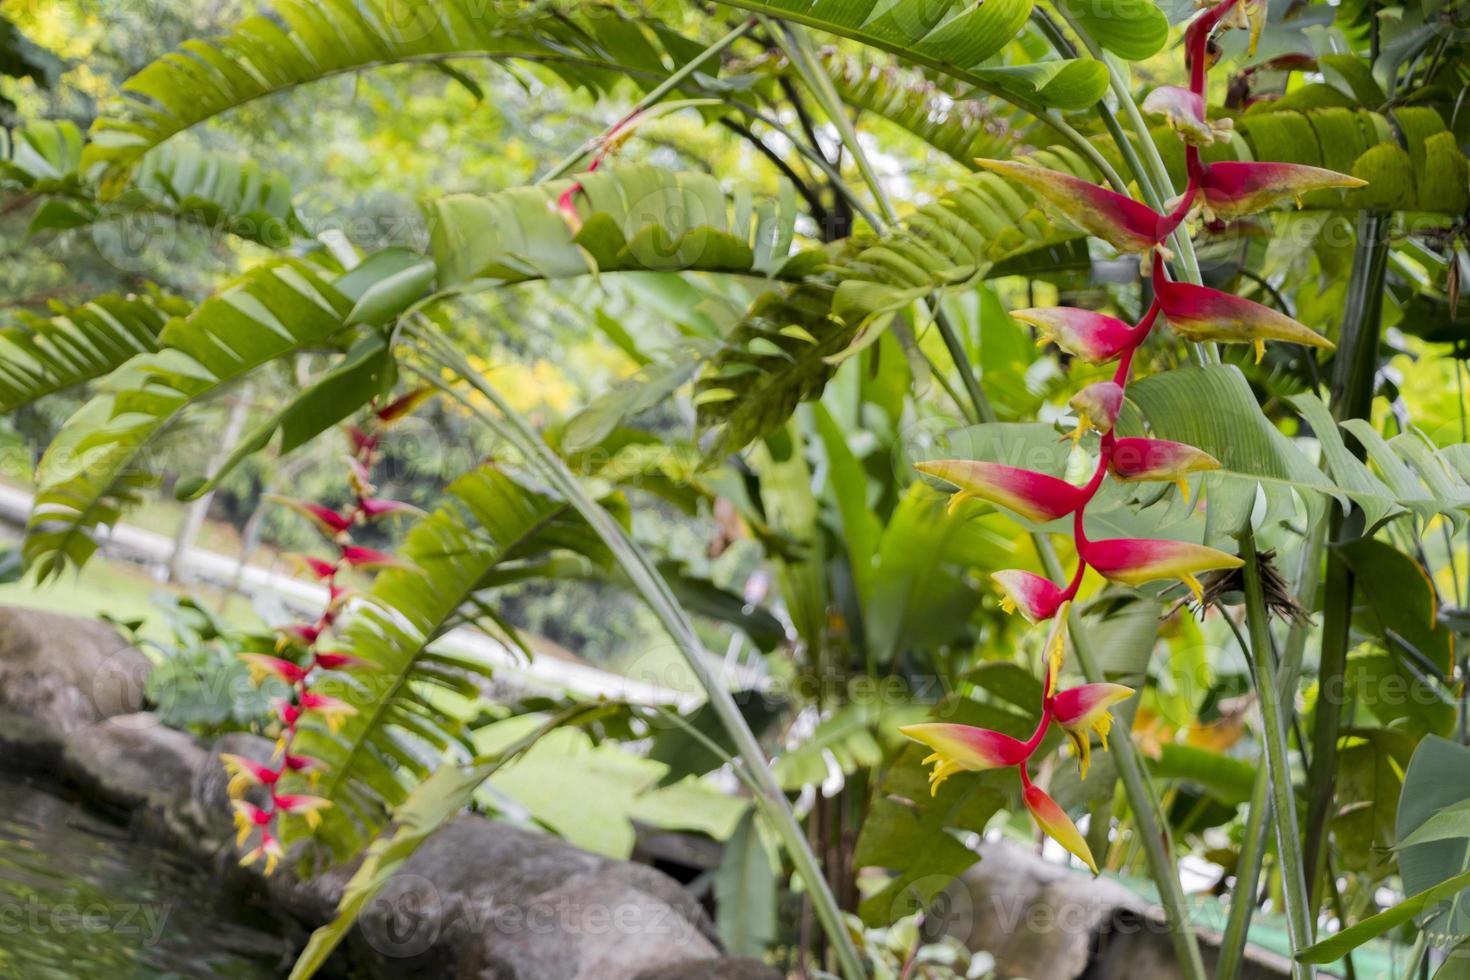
[1200,161,1366,221]
[992,569,1068,624]
[897,723,1034,796]
[1154,264,1335,362]
[1010,307,1136,364]
[916,460,1084,523]
[1050,683,1135,779]
[1024,783,1098,873]
[1108,437,1222,501]
[975,159,1168,254]
[1068,381,1124,441]
[1079,536,1244,602]
[1141,85,1228,146]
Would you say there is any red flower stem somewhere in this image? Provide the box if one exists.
[249,432,379,849]
[1187,0,1242,96]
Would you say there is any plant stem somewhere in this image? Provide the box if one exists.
[412,329,867,980]
[1304,210,1391,907]
[1217,515,1329,980]
[537,18,756,182]
[1240,528,1316,977]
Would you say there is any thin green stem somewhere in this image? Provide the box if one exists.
[1240,528,1316,977]
[410,327,867,980]
[537,18,756,182]
[1218,515,1329,980]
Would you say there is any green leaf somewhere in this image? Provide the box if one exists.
[298,465,616,859]
[0,287,186,412]
[430,166,798,287]
[966,59,1110,111]
[714,810,778,958]
[1296,869,1470,964]
[1398,799,1470,850]
[1062,0,1169,60]
[83,1,719,189]
[23,259,356,580]
[176,335,393,500]
[1396,737,1470,941]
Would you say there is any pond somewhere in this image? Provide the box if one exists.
[0,772,294,979]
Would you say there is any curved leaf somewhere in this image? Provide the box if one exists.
[296,466,618,859]
[83,0,716,188]
[0,287,187,412]
[23,259,356,580]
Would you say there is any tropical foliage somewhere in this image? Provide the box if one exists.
[5,0,1470,976]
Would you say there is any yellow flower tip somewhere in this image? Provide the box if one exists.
[1175,477,1191,503]
[1000,595,1018,614]
[1253,339,1266,364]
[1182,572,1206,605]
[264,851,279,876]
[946,490,972,518]
[1065,418,1088,445]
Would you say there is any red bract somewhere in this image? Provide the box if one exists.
[992,570,1068,624]
[1200,161,1366,220]
[270,496,353,536]
[340,545,408,570]
[975,159,1169,254]
[1154,270,1336,362]
[360,497,421,519]
[374,388,434,425]
[288,553,338,580]
[916,460,1085,524]
[1010,307,1136,364]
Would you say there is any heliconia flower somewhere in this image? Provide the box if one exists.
[346,424,378,454]
[375,388,434,425]
[975,159,1167,254]
[1067,382,1124,442]
[1200,161,1366,221]
[557,184,584,231]
[1049,683,1135,779]
[220,754,280,798]
[313,650,368,671]
[272,793,332,830]
[898,723,1035,796]
[1042,601,1072,697]
[268,496,353,536]
[1141,86,1231,146]
[277,622,323,648]
[1154,270,1335,362]
[1009,307,1135,364]
[993,570,1067,623]
[239,830,283,876]
[232,800,272,847]
[915,460,1084,524]
[340,545,410,570]
[1108,438,1222,502]
[299,692,357,734]
[275,699,301,728]
[287,553,339,581]
[283,752,319,775]
[240,652,308,686]
[1023,783,1098,874]
[359,497,422,519]
[1080,537,1244,603]
[346,457,375,498]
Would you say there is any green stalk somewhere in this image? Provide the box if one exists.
[412,329,868,980]
[537,18,756,182]
[1303,211,1391,907]
[1240,529,1316,977]
[1217,515,1329,980]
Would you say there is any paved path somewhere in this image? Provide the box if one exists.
[0,483,714,707]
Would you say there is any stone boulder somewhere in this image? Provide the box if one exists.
[0,606,150,752]
[0,605,738,980]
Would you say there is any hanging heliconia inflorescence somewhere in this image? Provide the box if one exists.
[223,391,428,874]
[901,0,1363,873]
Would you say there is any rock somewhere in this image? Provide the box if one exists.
[333,817,722,980]
[948,838,1291,980]
[634,958,783,980]
[0,606,735,980]
[0,606,150,752]
[62,713,208,820]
